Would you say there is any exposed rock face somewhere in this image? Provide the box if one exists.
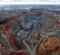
[36,37,60,55]
[0,44,5,50]
[25,28,42,50]
[0,8,60,55]
[44,37,60,51]
[2,31,19,50]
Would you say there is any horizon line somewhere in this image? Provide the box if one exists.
[0,2,60,4]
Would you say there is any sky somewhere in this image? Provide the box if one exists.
[0,0,60,2]
[0,0,60,4]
